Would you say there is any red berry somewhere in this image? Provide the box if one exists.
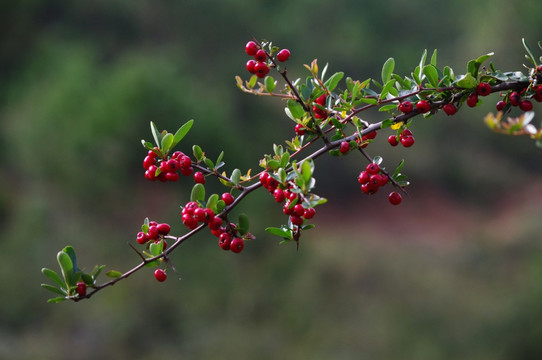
[400,135,415,147]
[315,94,327,106]
[148,150,158,158]
[416,100,431,113]
[154,269,167,282]
[366,163,380,175]
[246,60,257,74]
[388,191,402,205]
[208,216,223,231]
[520,100,533,111]
[283,202,295,215]
[76,282,87,297]
[476,82,492,96]
[361,182,378,195]
[293,204,305,217]
[193,207,206,222]
[182,215,198,230]
[277,49,291,62]
[245,41,259,56]
[193,171,205,184]
[165,172,179,182]
[358,171,370,184]
[510,92,521,106]
[294,123,305,136]
[364,130,377,140]
[400,129,412,138]
[290,215,304,226]
[339,141,350,154]
[149,221,158,227]
[467,93,478,107]
[388,135,399,146]
[136,231,147,244]
[147,225,159,240]
[143,156,156,169]
[219,233,232,250]
[496,100,507,111]
[443,103,457,115]
[166,159,179,172]
[157,223,171,235]
[221,193,234,205]
[230,238,244,253]
[254,61,269,78]
[273,188,285,203]
[254,49,267,62]
[303,208,315,219]
[398,101,413,114]
[180,166,193,176]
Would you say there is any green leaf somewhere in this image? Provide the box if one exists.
[324,72,344,92]
[91,264,105,279]
[47,296,67,303]
[206,194,219,212]
[287,100,306,119]
[379,104,398,112]
[216,199,226,213]
[248,75,257,89]
[204,158,214,169]
[41,284,66,296]
[231,169,241,185]
[267,159,280,170]
[150,121,161,148]
[423,65,439,88]
[105,270,122,278]
[380,118,395,129]
[430,49,438,67]
[42,268,65,289]
[81,273,94,285]
[265,76,276,92]
[193,145,203,161]
[216,151,224,168]
[237,214,249,236]
[380,79,396,100]
[522,38,538,66]
[57,251,74,287]
[381,58,395,84]
[417,49,428,81]
[149,241,163,256]
[191,183,205,202]
[467,52,494,77]
[454,73,477,89]
[160,133,174,153]
[171,119,194,149]
[280,152,290,168]
[392,159,405,179]
[265,227,292,239]
[301,159,313,184]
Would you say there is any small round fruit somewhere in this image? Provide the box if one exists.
[416,100,431,113]
[358,171,370,184]
[398,101,413,114]
[520,100,533,111]
[496,100,507,111]
[293,204,305,217]
[254,49,267,62]
[208,216,223,231]
[147,225,159,240]
[509,92,521,106]
[290,215,304,226]
[388,135,399,146]
[277,49,291,62]
[245,41,259,56]
[303,207,316,219]
[400,135,415,148]
[467,93,478,107]
[476,82,492,96]
[230,238,244,253]
[219,233,232,250]
[339,141,350,154]
[366,163,380,175]
[143,156,156,169]
[157,223,171,235]
[294,123,305,136]
[388,191,403,205]
[246,59,257,74]
[193,171,205,184]
[273,188,285,203]
[221,193,235,205]
[136,231,147,244]
[76,282,87,297]
[154,269,167,282]
[193,207,206,222]
[443,103,457,115]
[254,61,269,78]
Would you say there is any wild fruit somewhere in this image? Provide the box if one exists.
[398,101,413,114]
[496,100,506,111]
[230,238,244,253]
[476,82,492,96]
[277,49,290,62]
[339,141,350,154]
[245,41,259,56]
[520,100,533,111]
[443,103,457,115]
[388,135,399,146]
[76,282,87,297]
[467,93,478,107]
[154,269,167,282]
[416,100,430,113]
[388,191,402,205]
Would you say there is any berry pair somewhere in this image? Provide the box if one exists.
[313,94,328,120]
[398,100,431,115]
[144,150,193,182]
[388,128,415,147]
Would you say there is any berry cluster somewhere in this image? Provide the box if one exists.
[136,220,171,246]
[398,100,431,115]
[357,162,402,205]
[388,128,415,147]
[143,149,193,182]
[497,86,541,112]
[259,171,316,228]
[313,94,328,120]
[181,200,244,253]
[245,40,290,79]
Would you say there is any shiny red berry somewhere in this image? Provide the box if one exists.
[400,135,415,148]
[496,100,507,111]
[294,123,305,136]
[193,171,205,184]
[290,215,304,226]
[246,60,257,74]
[476,82,492,96]
[254,49,267,62]
[273,188,285,203]
[416,100,431,113]
[339,141,350,154]
[293,204,305,217]
[510,92,521,106]
[358,171,370,184]
[520,100,533,111]
[303,208,315,219]
[221,193,234,205]
[398,101,413,114]
[245,41,259,56]
[277,49,291,62]
[154,269,167,282]
[443,103,457,115]
[219,233,232,250]
[76,282,87,297]
[147,225,159,240]
[136,231,147,244]
[157,223,171,235]
[388,191,402,205]
[467,93,478,107]
[230,238,244,253]
[366,163,380,175]
[143,156,156,169]
[388,135,399,146]
[254,61,269,78]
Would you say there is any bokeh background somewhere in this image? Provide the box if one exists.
[1,1,542,359]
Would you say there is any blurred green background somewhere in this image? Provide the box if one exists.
[1,1,542,359]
